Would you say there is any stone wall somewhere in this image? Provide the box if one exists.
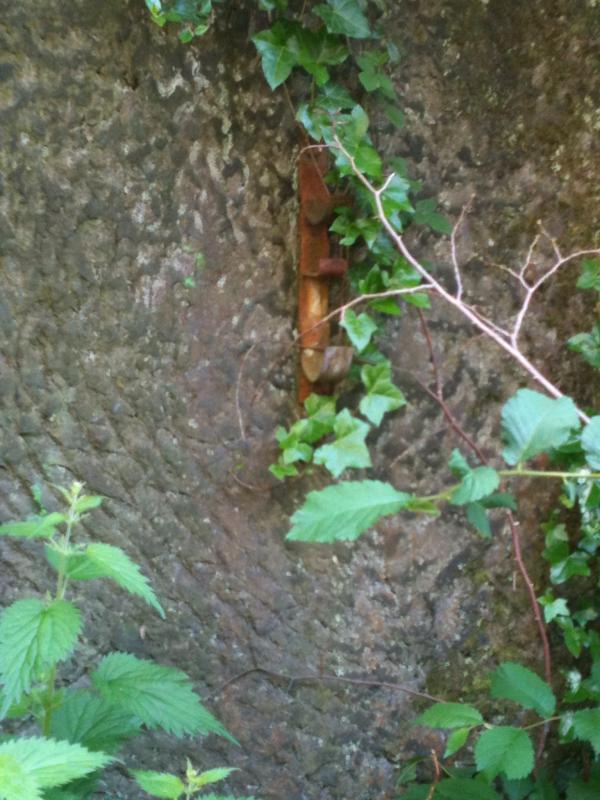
[1,1,599,797]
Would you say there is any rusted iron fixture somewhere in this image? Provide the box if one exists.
[297,145,352,404]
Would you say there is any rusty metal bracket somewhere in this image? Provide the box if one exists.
[297,146,352,404]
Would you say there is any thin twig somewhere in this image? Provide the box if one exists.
[235,342,257,440]
[426,749,442,800]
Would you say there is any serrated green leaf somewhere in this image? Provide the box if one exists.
[340,309,377,352]
[466,503,491,537]
[0,512,65,539]
[72,495,103,515]
[444,727,470,758]
[576,259,600,292]
[0,737,110,789]
[450,467,500,506]
[501,389,580,465]
[415,702,483,729]
[196,767,237,787]
[475,726,534,780]
[568,326,600,370]
[132,770,185,799]
[0,599,81,715]
[0,752,41,800]
[530,773,559,800]
[92,653,234,741]
[434,777,502,800]
[582,416,600,469]
[501,778,535,800]
[50,690,141,753]
[359,362,406,425]
[252,23,297,89]
[47,543,164,618]
[572,708,600,754]
[490,662,556,717]
[448,449,471,477]
[313,409,371,477]
[567,777,600,800]
[313,0,371,38]
[287,480,413,542]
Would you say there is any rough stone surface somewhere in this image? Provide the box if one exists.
[1,1,599,798]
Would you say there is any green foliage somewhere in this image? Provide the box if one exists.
[340,309,378,352]
[474,727,535,781]
[313,409,372,477]
[568,324,600,369]
[490,662,556,718]
[145,0,215,42]
[313,0,371,39]
[0,482,248,798]
[414,702,483,729]
[359,361,406,425]
[132,770,186,799]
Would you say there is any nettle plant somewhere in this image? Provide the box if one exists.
[0,482,255,800]
[148,1,600,797]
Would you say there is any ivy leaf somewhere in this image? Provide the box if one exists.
[287,480,413,542]
[475,726,535,780]
[290,27,348,86]
[415,702,483,729]
[572,708,600,754]
[50,690,141,753]
[414,198,452,235]
[340,309,378,352]
[314,0,371,39]
[46,543,164,619]
[0,599,81,715]
[252,23,297,89]
[359,362,406,425]
[434,778,502,800]
[576,258,600,292]
[92,653,235,741]
[450,467,500,506]
[568,325,600,370]
[259,0,287,9]
[444,727,470,758]
[381,174,413,217]
[581,416,600,469]
[131,770,185,799]
[313,410,371,477]
[384,103,404,129]
[0,737,111,789]
[0,512,66,539]
[501,389,580,465]
[490,662,556,718]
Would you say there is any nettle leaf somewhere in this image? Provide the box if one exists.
[576,258,600,292]
[475,726,535,780]
[132,770,185,799]
[194,767,237,787]
[450,467,500,506]
[0,737,110,789]
[50,690,141,753]
[568,326,600,370]
[92,652,234,741]
[73,495,103,515]
[313,0,371,39]
[340,309,377,352]
[0,753,41,800]
[313,410,371,478]
[434,778,502,800]
[252,23,297,89]
[501,389,580,465]
[415,702,483,729]
[0,512,65,539]
[0,599,81,714]
[582,416,600,469]
[359,362,406,425]
[572,708,600,754]
[287,480,413,542]
[444,727,470,758]
[47,543,164,618]
[490,662,556,718]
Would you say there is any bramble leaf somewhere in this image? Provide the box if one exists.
[359,362,406,425]
[501,389,580,465]
[572,708,600,754]
[132,770,185,799]
[581,416,600,469]
[46,543,164,618]
[0,512,66,539]
[414,702,483,729]
[475,726,535,780]
[92,653,234,741]
[50,690,141,753]
[490,662,556,717]
[0,737,110,789]
[466,503,491,537]
[444,727,470,758]
[313,410,371,477]
[314,0,371,39]
[450,467,500,506]
[287,480,413,542]
[0,599,81,714]
[340,309,377,352]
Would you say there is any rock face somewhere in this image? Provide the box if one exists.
[0,1,599,797]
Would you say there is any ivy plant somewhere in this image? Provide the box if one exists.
[0,482,255,800]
